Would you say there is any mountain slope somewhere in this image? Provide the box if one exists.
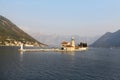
[0,15,46,46]
[91,30,120,47]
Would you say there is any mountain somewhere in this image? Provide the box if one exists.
[0,15,46,46]
[91,30,120,47]
[29,33,99,47]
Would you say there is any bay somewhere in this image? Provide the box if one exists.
[0,47,120,80]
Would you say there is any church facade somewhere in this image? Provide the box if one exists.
[61,37,75,51]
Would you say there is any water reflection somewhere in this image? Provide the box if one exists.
[60,52,76,65]
[61,51,75,56]
[19,51,23,62]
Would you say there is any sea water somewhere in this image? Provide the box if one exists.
[0,47,120,80]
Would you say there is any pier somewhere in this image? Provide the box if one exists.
[18,44,87,52]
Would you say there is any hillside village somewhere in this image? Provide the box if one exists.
[0,38,42,47]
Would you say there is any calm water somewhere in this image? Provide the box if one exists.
[0,47,120,80]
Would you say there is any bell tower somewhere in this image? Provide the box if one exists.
[71,37,75,47]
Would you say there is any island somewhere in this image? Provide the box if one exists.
[19,37,88,52]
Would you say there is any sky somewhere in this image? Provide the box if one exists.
[0,0,120,37]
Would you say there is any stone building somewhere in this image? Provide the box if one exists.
[61,37,75,51]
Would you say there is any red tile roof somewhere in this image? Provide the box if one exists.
[65,45,73,47]
[61,41,68,44]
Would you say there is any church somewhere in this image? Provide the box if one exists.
[61,37,75,51]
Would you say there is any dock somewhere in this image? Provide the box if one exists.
[19,48,63,52]
[18,44,87,52]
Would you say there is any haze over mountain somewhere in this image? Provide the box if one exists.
[0,15,45,46]
[91,29,120,47]
[29,32,99,47]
